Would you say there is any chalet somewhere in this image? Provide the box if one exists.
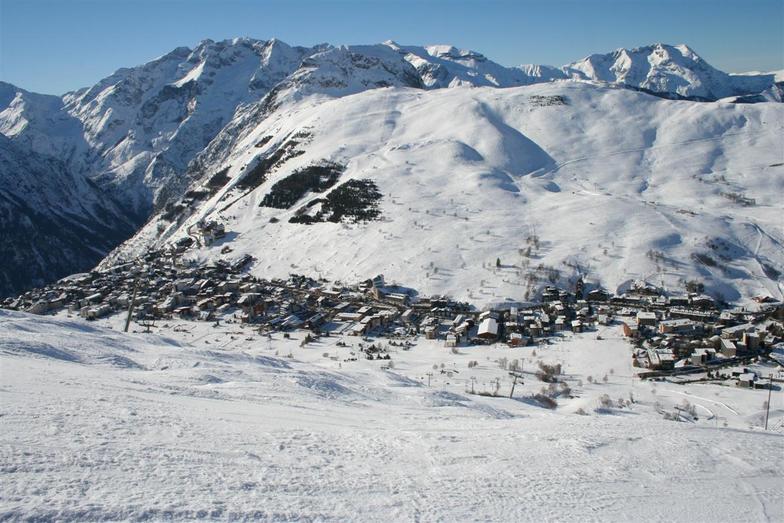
[237,293,261,308]
[658,318,695,335]
[508,333,525,347]
[542,287,560,302]
[721,323,752,340]
[424,325,437,339]
[689,294,716,309]
[477,318,499,340]
[84,292,103,305]
[383,293,410,307]
[690,348,716,365]
[156,296,177,314]
[622,321,639,338]
[454,320,472,336]
[743,331,761,351]
[478,310,499,322]
[26,300,51,315]
[196,298,214,311]
[216,303,231,314]
[320,289,342,300]
[281,314,304,329]
[80,304,111,320]
[196,220,225,245]
[505,321,521,334]
[230,254,253,272]
[646,348,675,370]
[636,311,657,327]
[333,302,352,313]
[379,309,397,324]
[720,338,737,357]
[736,372,758,388]
[445,334,458,347]
[571,320,583,333]
[667,295,690,307]
[670,308,715,322]
[336,312,363,322]
[529,323,543,337]
[719,311,740,325]
[554,317,567,331]
[174,306,193,319]
[587,289,610,302]
[550,302,567,316]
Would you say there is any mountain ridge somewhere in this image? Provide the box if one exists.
[1,38,782,298]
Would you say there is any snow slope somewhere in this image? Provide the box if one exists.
[109,81,784,305]
[1,309,781,520]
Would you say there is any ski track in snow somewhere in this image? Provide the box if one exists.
[1,310,782,521]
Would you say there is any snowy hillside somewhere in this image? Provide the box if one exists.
[0,135,135,296]
[108,81,784,305]
[1,39,782,298]
[1,308,781,520]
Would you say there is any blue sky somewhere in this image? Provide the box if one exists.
[1,0,782,95]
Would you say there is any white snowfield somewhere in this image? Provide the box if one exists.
[1,310,781,521]
[116,81,784,306]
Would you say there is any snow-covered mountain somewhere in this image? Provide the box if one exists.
[1,38,782,298]
[106,80,784,305]
[61,37,322,216]
[0,38,322,296]
[385,41,565,88]
[0,134,135,296]
[563,43,778,101]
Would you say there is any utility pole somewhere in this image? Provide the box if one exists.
[124,278,139,333]
[765,374,773,431]
[470,376,476,395]
[509,371,524,399]
[425,372,433,387]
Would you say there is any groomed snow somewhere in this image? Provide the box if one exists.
[2,310,781,521]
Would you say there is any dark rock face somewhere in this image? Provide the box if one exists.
[0,136,135,297]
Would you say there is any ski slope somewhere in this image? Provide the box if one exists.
[111,81,784,306]
[1,310,782,521]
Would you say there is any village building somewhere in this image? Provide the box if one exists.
[622,321,639,337]
[636,311,657,327]
[659,318,696,335]
[477,317,499,340]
